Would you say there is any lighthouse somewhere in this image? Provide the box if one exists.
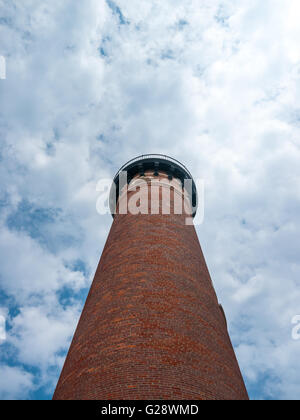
[53,154,248,400]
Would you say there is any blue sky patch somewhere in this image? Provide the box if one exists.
[106,0,129,26]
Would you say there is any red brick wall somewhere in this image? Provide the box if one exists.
[53,172,249,400]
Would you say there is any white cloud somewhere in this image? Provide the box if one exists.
[9,304,81,371]
[0,365,34,400]
[0,226,87,301]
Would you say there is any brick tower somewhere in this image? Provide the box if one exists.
[53,154,249,400]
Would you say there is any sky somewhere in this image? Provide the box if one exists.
[0,0,300,400]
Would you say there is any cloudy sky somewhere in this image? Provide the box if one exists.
[0,0,300,400]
